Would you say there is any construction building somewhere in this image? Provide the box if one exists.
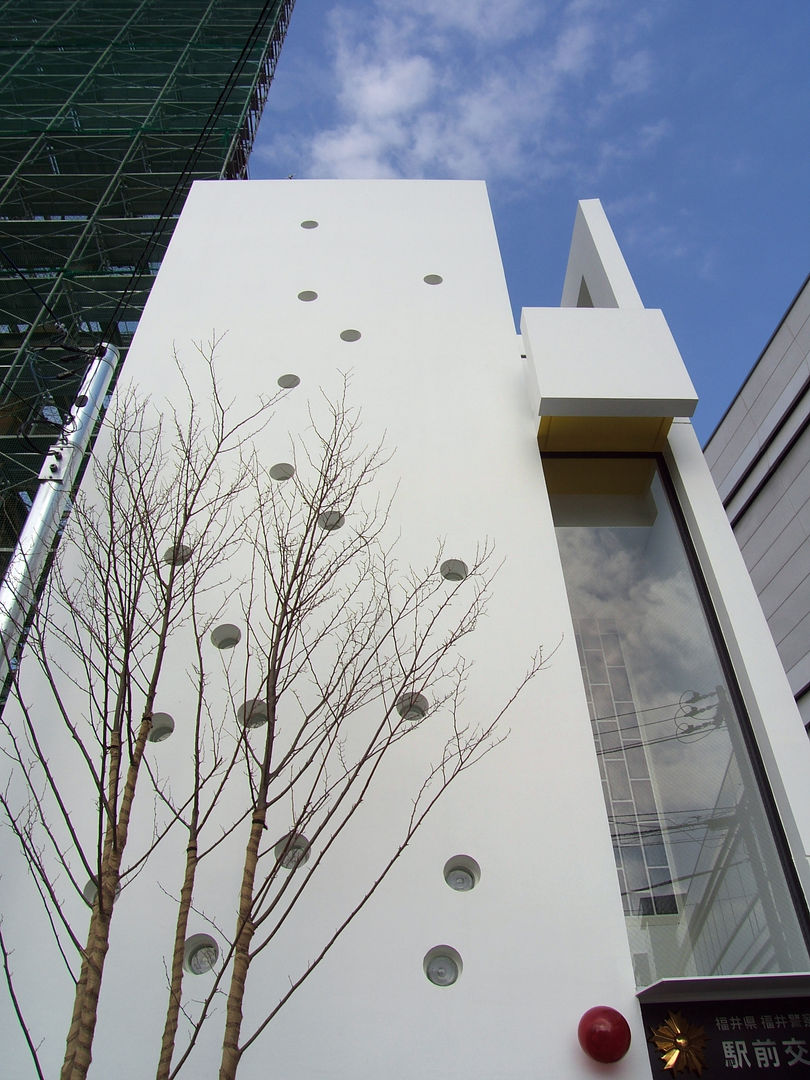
[0,0,295,572]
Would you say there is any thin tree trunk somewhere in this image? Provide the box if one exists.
[155,833,198,1080]
[218,809,266,1080]
[61,717,150,1080]
[61,548,177,1078]
[60,716,123,1080]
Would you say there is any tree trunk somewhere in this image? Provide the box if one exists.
[218,810,266,1080]
[155,835,198,1080]
[61,719,150,1080]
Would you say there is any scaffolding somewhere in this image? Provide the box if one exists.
[0,0,295,570]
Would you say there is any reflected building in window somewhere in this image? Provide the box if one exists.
[576,611,679,922]
[546,455,805,985]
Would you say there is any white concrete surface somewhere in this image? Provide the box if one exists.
[522,306,697,419]
[560,199,644,310]
[2,184,809,1080]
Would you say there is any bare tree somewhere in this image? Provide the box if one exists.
[1,340,276,1080]
[0,344,542,1080]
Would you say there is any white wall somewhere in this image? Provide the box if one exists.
[0,181,646,1079]
[3,182,809,1080]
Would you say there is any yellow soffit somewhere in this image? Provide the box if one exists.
[537,415,673,452]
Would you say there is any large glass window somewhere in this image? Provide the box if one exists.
[544,454,810,986]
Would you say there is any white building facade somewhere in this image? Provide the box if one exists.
[3,182,810,1079]
[704,277,810,730]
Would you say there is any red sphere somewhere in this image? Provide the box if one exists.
[578,1006,632,1063]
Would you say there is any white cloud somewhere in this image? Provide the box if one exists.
[595,119,670,177]
[612,50,653,95]
[378,0,545,43]
[549,22,596,76]
[276,0,669,187]
[338,53,436,119]
[309,122,404,179]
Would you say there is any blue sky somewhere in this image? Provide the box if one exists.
[251,0,810,443]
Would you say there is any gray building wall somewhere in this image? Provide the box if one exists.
[705,277,810,727]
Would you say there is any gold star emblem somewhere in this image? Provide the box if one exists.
[650,1012,707,1075]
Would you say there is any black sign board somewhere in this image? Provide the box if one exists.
[640,998,810,1075]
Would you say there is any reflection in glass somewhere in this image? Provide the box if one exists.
[544,456,810,986]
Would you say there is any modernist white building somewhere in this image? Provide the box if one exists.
[3,182,810,1079]
[704,277,810,730]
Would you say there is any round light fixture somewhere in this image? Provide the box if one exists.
[424,945,462,987]
[297,290,318,302]
[274,832,311,869]
[443,855,481,891]
[269,462,295,481]
[183,933,219,975]
[82,877,121,906]
[395,692,428,722]
[238,698,269,729]
[210,624,241,650]
[317,510,345,531]
[148,712,175,743]
[162,542,192,566]
[440,559,468,582]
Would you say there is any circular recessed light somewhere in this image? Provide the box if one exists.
[424,945,462,987]
[274,832,311,869]
[148,712,175,743]
[443,855,481,891]
[238,698,269,729]
[440,559,468,582]
[395,692,428,722]
[183,933,219,975]
[300,220,319,229]
[277,373,300,389]
[448,868,473,890]
[162,542,192,566]
[270,462,295,481]
[210,624,241,650]
[297,290,318,302]
[317,510,345,531]
[423,274,443,285]
[339,329,361,342]
[82,878,121,906]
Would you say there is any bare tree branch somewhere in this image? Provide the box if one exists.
[0,921,46,1080]
[0,347,543,1080]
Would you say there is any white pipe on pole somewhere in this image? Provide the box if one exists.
[0,343,119,687]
